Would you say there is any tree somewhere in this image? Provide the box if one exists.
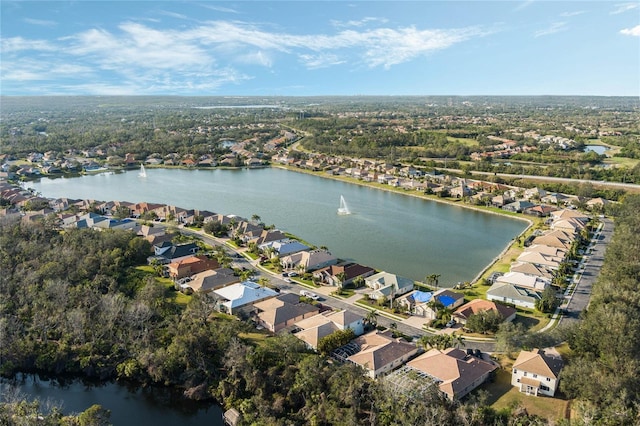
[317,329,355,356]
[465,309,503,334]
[113,205,131,219]
[335,272,347,289]
[365,310,378,328]
[426,273,441,289]
[251,214,261,225]
[535,286,561,313]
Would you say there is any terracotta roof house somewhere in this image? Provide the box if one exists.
[365,271,415,300]
[167,255,220,279]
[346,331,419,378]
[405,348,498,400]
[525,244,568,259]
[511,349,564,397]
[524,205,558,217]
[453,299,516,325]
[213,281,278,315]
[254,293,320,333]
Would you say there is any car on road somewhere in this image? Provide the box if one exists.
[282,272,288,277]
[284,278,291,283]
[300,290,320,300]
[289,272,298,277]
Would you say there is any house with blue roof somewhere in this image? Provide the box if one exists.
[398,288,464,319]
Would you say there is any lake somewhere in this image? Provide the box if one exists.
[584,145,607,155]
[25,167,528,285]
[0,375,223,425]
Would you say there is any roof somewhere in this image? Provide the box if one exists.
[214,281,278,309]
[407,348,497,399]
[495,271,549,291]
[258,302,319,328]
[513,349,563,379]
[294,321,338,348]
[347,332,417,374]
[510,262,554,280]
[454,299,517,321]
[325,309,362,327]
[188,268,239,292]
[487,282,541,304]
[434,289,464,307]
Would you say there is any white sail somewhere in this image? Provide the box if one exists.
[337,195,350,215]
[138,164,147,178]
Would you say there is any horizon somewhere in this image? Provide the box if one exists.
[2,1,639,97]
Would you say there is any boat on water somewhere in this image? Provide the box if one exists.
[138,164,147,178]
[337,195,351,215]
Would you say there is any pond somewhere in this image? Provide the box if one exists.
[583,145,607,155]
[25,167,528,286]
[0,375,223,425]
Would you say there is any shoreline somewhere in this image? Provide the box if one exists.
[273,164,534,286]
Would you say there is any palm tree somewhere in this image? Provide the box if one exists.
[425,273,441,290]
[365,310,379,328]
[251,214,261,225]
[335,272,347,289]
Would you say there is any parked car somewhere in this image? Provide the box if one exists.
[289,272,298,277]
[300,290,320,300]
[446,320,456,328]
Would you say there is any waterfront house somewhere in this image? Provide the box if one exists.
[531,230,574,250]
[503,200,536,213]
[260,239,311,258]
[509,262,555,280]
[398,289,464,319]
[516,251,562,270]
[511,348,564,397]
[365,271,414,301]
[346,331,419,378]
[149,242,199,264]
[404,348,498,401]
[312,262,376,287]
[280,249,338,273]
[486,282,542,309]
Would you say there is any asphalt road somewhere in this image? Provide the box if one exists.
[559,218,613,326]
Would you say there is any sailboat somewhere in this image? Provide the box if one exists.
[337,195,351,215]
[138,164,147,178]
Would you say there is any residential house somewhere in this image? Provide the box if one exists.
[586,197,609,211]
[280,249,338,273]
[260,239,311,257]
[453,299,516,325]
[149,242,199,264]
[312,262,376,287]
[185,267,239,293]
[516,251,562,270]
[550,209,590,225]
[213,281,278,316]
[503,200,536,213]
[365,271,414,301]
[531,231,574,250]
[487,282,543,309]
[524,205,558,217]
[167,255,220,280]
[405,348,498,400]
[511,349,564,397]
[346,331,419,378]
[398,289,464,319]
[254,293,320,333]
[294,310,365,349]
[250,229,288,246]
[509,262,555,280]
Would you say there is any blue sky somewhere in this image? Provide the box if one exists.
[1,1,639,96]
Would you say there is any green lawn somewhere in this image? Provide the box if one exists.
[481,367,569,422]
[446,136,480,147]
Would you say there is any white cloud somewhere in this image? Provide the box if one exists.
[299,53,346,69]
[157,10,189,20]
[513,1,535,12]
[1,37,56,53]
[331,17,388,28]
[1,17,491,94]
[620,25,640,36]
[610,3,639,15]
[560,11,586,18]
[24,18,57,27]
[198,4,239,14]
[534,22,567,38]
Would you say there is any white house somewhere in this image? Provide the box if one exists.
[511,348,564,397]
[365,271,414,300]
[213,281,278,315]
